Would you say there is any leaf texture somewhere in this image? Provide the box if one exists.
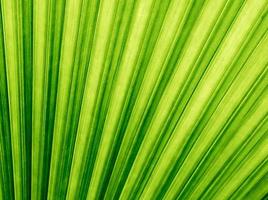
[0,0,267,199]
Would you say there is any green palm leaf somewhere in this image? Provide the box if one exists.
[0,0,267,199]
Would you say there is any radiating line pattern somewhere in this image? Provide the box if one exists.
[0,0,268,199]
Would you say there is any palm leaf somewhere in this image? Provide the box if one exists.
[0,0,267,199]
